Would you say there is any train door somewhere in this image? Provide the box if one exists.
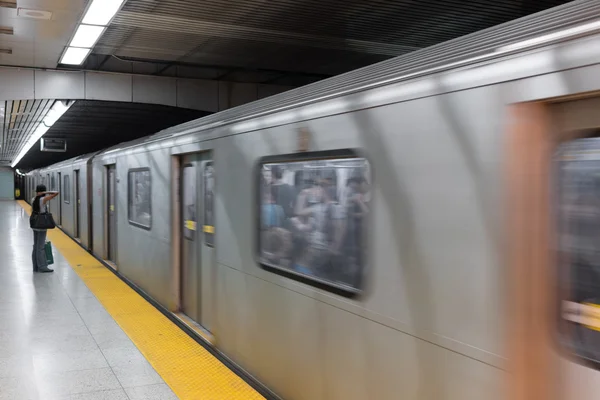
[180,151,215,331]
[57,172,62,225]
[107,165,117,263]
[75,170,80,238]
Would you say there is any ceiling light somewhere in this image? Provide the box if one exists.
[11,100,72,168]
[82,0,125,26]
[17,8,52,20]
[60,47,90,65]
[70,24,104,48]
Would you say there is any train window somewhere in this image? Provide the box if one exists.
[557,138,600,367]
[128,168,152,230]
[63,175,70,203]
[51,174,56,191]
[182,165,196,241]
[204,161,215,246]
[258,150,371,294]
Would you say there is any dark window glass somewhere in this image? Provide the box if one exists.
[183,165,196,241]
[128,169,152,229]
[557,138,600,367]
[204,161,215,246]
[258,152,371,294]
[51,174,55,191]
[64,175,70,203]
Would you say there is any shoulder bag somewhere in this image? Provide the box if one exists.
[30,211,56,230]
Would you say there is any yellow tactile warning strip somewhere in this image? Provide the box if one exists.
[19,201,265,400]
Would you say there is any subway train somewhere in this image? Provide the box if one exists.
[23,1,600,399]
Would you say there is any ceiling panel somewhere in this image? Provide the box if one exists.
[0,0,88,68]
[0,99,52,166]
[86,0,574,85]
[16,99,209,170]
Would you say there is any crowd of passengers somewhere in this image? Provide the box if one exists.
[260,165,369,288]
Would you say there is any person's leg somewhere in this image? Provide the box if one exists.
[36,230,52,273]
[32,231,39,272]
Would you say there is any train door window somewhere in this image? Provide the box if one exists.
[51,174,56,191]
[107,165,117,263]
[64,175,70,203]
[203,161,215,246]
[183,165,196,241]
[57,172,62,225]
[258,150,371,295]
[181,158,199,322]
[75,170,80,238]
[128,168,151,229]
[557,138,600,367]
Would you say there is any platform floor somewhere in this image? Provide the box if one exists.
[0,201,264,400]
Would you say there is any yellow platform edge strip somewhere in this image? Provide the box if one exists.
[19,201,264,400]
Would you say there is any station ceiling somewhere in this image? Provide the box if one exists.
[83,0,574,86]
[14,100,208,170]
[0,0,574,170]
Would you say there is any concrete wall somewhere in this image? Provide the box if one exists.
[0,68,294,113]
[0,168,13,199]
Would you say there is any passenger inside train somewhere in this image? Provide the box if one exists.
[259,158,370,290]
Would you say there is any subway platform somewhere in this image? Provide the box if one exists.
[0,201,264,400]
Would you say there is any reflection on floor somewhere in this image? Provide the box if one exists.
[0,201,178,399]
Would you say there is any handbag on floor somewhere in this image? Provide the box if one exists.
[45,241,54,266]
[30,212,56,230]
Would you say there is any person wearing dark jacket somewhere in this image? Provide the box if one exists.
[31,184,58,273]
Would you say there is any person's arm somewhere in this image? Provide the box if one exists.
[41,191,59,205]
[331,206,346,254]
[294,189,313,216]
[351,193,369,216]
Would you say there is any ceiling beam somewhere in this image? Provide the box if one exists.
[0,1,16,9]
[105,54,332,83]
[113,11,420,57]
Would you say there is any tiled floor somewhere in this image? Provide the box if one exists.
[0,201,178,400]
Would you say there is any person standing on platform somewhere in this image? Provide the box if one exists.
[31,185,58,273]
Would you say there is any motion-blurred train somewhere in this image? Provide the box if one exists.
[23,1,600,399]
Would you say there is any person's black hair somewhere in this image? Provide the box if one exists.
[32,186,46,213]
[272,166,283,180]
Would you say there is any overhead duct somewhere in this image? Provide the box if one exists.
[0,1,15,9]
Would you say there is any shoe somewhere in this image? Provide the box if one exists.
[38,268,53,273]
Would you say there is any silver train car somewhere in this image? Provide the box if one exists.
[24,2,600,399]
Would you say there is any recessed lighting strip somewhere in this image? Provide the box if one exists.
[59,0,125,66]
[11,100,72,168]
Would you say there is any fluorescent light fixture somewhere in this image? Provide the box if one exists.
[70,24,104,48]
[82,0,125,26]
[11,100,72,168]
[60,47,90,65]
[497,20,600,53]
